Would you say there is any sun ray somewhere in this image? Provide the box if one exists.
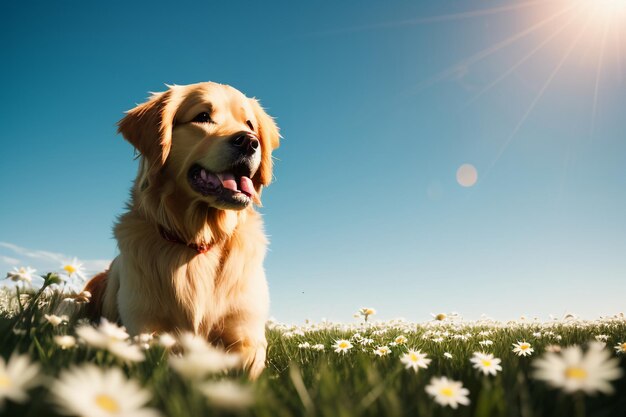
[382,0,555,25]
[590,16,612,140]
[465,7,583,107]
[616,25,624,85]
[411,2,578,93]
[308,0,559,37]
[484,13,594,177]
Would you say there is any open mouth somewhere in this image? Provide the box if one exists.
[187,163,259,207]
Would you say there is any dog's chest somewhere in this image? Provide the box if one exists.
[114,210,267,336]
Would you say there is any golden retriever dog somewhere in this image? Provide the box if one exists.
[84,82,280,378]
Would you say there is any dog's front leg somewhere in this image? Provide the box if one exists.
[218,314,268,379]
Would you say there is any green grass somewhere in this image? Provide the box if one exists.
[1,279,625,417]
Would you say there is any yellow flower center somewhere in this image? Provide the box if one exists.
[95,394,120,413]
[520,344,529,350]
[339,342,348,349]
[440,387,454,397]
[565,367,588,380]
[436,314,446,321]
[0,375,12,388]
[409,353,418,362]
[63,265,76,275]
[482,360,492,367]
[621,343,626,351]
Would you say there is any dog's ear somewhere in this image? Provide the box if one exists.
[118,88,179,168]
[249,98,280,188]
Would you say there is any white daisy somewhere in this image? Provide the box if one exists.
[614,342,626,354]
[107,342,145,363]
[158,333,177,349]
[76,318,130,349]
[44,314,68,327]
[178,332,213,353]
[374,346,391,357]
[431,313,447,321]
[199,380,254,410]
[595,335,609,342]
[333,339,353,354]
[50,364,161,417]
[359,307,376,321]
[60,258,87,281]
[533,342,623,395]
[298,342,311,349]
[425,376,470,409]
[512,341,534,356]
[479,340,494,347]
[0,353,41,409]
[400,349,431,372]
[54,335,77,350]
[360,338,375,346]
[311,344,325,351]
[444,352,453,359]
[394,335,408,345]
[133,333,153,350]
[470,352,502,376]
[6,267,37,283]
[169,333,240,380]
[76,319,143,362]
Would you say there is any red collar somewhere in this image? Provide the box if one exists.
[158,226,213,254]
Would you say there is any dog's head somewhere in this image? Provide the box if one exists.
[118,82,280,210]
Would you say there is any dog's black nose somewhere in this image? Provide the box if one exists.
[231,132,259,155]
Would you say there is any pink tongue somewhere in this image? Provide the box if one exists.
[241,176,260,204]
[240,176,256,198]
[221,173,237,191]
[221,174,259,204]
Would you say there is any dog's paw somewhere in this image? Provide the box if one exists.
[241,341,267,380]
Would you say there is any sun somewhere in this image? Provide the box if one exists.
[580,0,626,24]
[392,0,625,175]
[588,0,626,13]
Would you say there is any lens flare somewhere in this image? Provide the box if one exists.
[456,164,478,187]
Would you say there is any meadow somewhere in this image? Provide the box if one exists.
[1,270,625,417]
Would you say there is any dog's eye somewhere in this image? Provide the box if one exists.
[246,120,254,131]
[192,112,214,123]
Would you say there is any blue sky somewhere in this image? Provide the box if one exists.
[1,0,625,323]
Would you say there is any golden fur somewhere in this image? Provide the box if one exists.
[85,82,280,378]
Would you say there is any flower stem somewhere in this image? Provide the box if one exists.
[574,392,586,417]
